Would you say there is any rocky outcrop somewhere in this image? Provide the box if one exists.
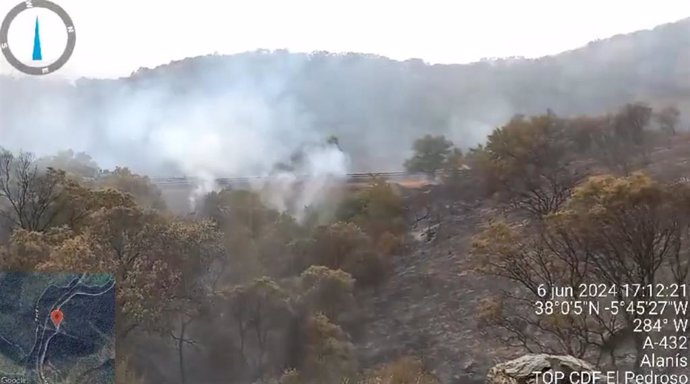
[486,354,595,384]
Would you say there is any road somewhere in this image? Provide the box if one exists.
[150,171,418,186]
[24,274,115,383]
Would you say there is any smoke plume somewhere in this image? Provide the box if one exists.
[0,57,351,214]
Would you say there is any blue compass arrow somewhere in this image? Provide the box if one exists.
[32,16,42,61]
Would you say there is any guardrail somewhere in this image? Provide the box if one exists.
[151,171,425,186]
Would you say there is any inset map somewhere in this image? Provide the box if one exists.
[0,272,115,383]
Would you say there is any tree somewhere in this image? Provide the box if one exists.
[555,172,690,290]
[614,102,652,145]
[0,227,71,271]
[472,220,611,362]
[201,189,279,236]
[439,147,466,187]
[36,206,183,339]
[403,135,455,178]
[591,103,653,175]
[223,277,291,379]
[473,172,690,371]
[481,113,580,217]
[298,266,355,322]
[97,167,167,211]
[655,105,681,135]
[57,186,138,232]
[164,219,225,384]
[255,212,304,277]
[310,222,370,269]
[308,222,387,286]
[202,188,308,279]
[35,149,100,179]
[0,151,68,231]
[567,115,609,154]
[299,313,357,383]
[464,144,502,197]
[0,150,132,233]
[336,176,406,240]
[549,173,690,369]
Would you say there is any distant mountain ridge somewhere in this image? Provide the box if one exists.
[1,17,689,174]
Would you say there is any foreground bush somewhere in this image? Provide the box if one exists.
[360,357,439,384]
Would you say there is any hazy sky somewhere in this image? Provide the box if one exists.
[0,0,689,78]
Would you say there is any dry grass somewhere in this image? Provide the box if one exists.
[357,357,440,384]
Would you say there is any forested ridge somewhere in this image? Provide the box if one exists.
[1,17,689,174]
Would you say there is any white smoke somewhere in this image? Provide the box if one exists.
[258,144,350,221]
[0,57,351,214]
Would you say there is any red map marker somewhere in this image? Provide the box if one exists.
[50,309,64,328]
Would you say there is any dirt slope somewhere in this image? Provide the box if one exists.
[353,134,690,384]
[352,197,520,384]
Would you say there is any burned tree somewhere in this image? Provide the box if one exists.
[480,113,581,218]
[473,173,690,370]
[0,150,67,232]
[655,105,681,136]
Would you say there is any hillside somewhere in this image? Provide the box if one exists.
[1,17,689,176]
[1,16,690,384]
[354,128,690,382]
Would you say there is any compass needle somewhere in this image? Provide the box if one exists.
[32,16,41,61]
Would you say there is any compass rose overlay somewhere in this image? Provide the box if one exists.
[0,0,76,75]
